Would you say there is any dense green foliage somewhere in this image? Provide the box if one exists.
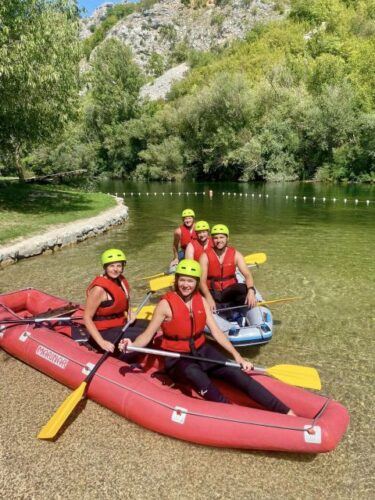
[0,0,81,180]
[2,0,374,183]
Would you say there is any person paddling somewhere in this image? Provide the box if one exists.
[199,224,257,312]
[83,249,141,355]
[170,209,197,268]
[185,220,213,260]
[119,259,295,414]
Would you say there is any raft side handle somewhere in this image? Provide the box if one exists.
[172,406,187,424]
[304,425,322,444]
[82,362,95,376]
[19,331,31,342]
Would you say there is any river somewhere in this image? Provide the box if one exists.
[0,181,374,498]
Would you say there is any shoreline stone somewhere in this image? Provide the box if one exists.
[0,196,128,268]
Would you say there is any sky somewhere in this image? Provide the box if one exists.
[78,0,132,17]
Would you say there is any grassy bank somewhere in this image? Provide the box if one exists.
[0,182,116,245]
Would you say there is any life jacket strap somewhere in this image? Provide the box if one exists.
[163,331,205,342]
[207,274,236,282]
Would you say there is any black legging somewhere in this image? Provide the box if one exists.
[212,283,248,306]
[165,343,289,414]
[73,320,147,362]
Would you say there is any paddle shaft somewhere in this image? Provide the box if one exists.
[84,292,152,385]
[127,345,243,368]
[144,265,258,281]
[0,317,81,325]
[125,347,321,393]
[143,253,266,280]
[216,297,301,313]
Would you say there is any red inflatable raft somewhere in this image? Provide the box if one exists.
[0,288,349,453]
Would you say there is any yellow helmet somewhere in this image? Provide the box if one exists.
[181,208,195,218]
[176,259,201,279]
[195,220,210,232]
[101,248,126,266]
[211,224,229,237]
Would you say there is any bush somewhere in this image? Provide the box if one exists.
[147,52,166,77]
[135,137,185,180]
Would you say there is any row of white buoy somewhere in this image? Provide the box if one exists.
[112,191,372,205]
[114,191,206,197]
[220,192,372,205]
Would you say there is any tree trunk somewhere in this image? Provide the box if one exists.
[12,142,27,182]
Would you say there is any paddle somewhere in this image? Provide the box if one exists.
[37,277,171,440]
[0,304,156,327]
[244,252,267,266]
[2,295,300,329]
[143,252,267,280]
[125,346,321,390]
[216,296,302,313]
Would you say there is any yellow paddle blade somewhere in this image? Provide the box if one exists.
[37,382,87,439]
[258,296,302,307]
[133,305,155,320]
[149,274,175,292]
[142,272,165,280]
[244,253,267,266]
[266,364,321,390]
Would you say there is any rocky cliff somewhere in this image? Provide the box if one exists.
[82,0,287,71]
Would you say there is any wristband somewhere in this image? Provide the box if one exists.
[247,286,256,293]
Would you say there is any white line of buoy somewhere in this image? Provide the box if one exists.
[119,191,373,204]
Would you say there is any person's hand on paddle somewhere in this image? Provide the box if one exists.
[234,355,253,373]
[99,339,115,353]
[245,288,257,308]
[119,338,133,353]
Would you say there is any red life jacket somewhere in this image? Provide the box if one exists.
[161,291,206,353]
[191,237,213,260]
[206,246,237,292]
[179,224,197,250]
[86,275,129,331]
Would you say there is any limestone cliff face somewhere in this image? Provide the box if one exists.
[82,0,286,70]
[80,3,115,40]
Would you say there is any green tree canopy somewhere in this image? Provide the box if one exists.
[0,0,80,179]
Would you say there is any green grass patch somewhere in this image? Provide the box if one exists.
[0,183,116,245]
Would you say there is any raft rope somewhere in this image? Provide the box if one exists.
[116,191,374,206]
[16,330,331,434]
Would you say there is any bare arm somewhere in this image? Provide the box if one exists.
[184,242,194,260]
[236,251,257,307]
[199,253,216,311]
[171,228,181,265]
[119,300,170,350]
[84,286,115,352]
[203,299,253,371]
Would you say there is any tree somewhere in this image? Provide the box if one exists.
[84,38,144,170]
[0,0,80,180]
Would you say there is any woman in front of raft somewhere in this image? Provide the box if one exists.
[84,248,138,355]
[119,259,295,414]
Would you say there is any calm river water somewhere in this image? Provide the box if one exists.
[0,181,374,498]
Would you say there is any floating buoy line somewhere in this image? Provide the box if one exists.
[112,191,373,206]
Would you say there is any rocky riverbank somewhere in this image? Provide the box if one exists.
[0,196,128,268]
